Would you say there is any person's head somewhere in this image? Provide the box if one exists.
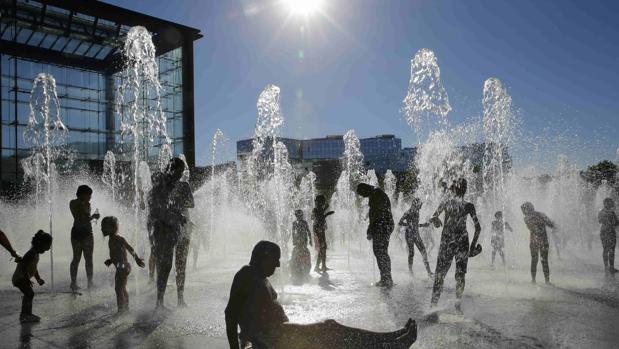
[101,216,119,237]
[450,178,468,198]
[249,240,281,277]
[294,210,304,220]
[356,183,373,197]
[76,185,93,202]
[603,198,615,210]
[521,201,534,216]
[167,157,186,182]
[495,211,503,220]
[31,230,52,254]
[315,194,327,207]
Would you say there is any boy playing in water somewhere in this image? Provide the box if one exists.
[12,230,52,323]
[102,216,145,313]
[312,195,334,273]
[521,202,556,284]
[398,197,433,278]
[490,211,512,267]
[429,178,481,311]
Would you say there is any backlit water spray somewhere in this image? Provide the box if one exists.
[22,73,69,290]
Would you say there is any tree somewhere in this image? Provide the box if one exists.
[580,160,617,188]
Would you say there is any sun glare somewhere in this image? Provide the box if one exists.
[283,0,325,16]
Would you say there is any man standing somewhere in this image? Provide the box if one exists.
[521,201,556,284]
[356,183,394,287]
[149,157,193,309]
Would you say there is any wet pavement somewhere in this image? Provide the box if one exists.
[1,246,618,348]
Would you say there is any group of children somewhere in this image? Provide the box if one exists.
[2,211,145,323]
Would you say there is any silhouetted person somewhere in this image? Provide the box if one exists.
[172,174,194,307]
[599,198,618,275]
[1,229,22,262]
[312,195,334,273]
[521,201,555,284]
[69,185,100,291]
[149,157,192,309]
[490,211,512,267]
[225,241,417,349]
[357,183,395,287]
[290,210,312,283]
[12,230,52,323]
[429,178,481,310]
[102,216,145,313]
[398,197,433,278]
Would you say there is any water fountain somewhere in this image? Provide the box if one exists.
[482,77,515,210]
[116,26,171,266]
[102,151,118,201]
[21,73,69,290]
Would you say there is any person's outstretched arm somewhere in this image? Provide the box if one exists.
[0,230,20,261]
[121,237,145,267]
[430,203,445,228]
[325,211,335,217]
[505,222,513,232]
[467,203,482,251]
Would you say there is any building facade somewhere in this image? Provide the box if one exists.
[237,134,511,175]
[237,134,414,174]
[0,0,201,185]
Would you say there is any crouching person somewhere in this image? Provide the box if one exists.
[12,230,52,323]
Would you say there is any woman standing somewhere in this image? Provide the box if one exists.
[69,185,99,291]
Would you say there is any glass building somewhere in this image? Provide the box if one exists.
[0,0,201,185]
[237,134,412,174]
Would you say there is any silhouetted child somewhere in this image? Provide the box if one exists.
[490,211,512,267]
[12,230,52,323]
[598,198,618,275]
[290,210,313,280]
[102,216,145,313]
[312,195,334,273]
[398,197,433,278]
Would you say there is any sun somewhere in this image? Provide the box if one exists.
[282,0,325,16]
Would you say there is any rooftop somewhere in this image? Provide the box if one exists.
[0,0,203,73]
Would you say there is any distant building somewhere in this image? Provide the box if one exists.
[237,134,413,174]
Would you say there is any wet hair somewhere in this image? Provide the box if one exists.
[521,202,534,214]
[451,178,468,197]
[76,185,93,197]
[167,157,186,173]
[101,216,119,234]
[249,241,281,266]
[495,211,503,219]
[603,198,615,209]
[356,183,373,197]
[294,210,304,219]
[31,230,52,250]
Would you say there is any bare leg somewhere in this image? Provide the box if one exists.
[175,235,191,306]
[274,319,416,349]
[83,234,94,288]
[70,238,83,290]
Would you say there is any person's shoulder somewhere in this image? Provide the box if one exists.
[21,249,37,263]
[234,265,255,280]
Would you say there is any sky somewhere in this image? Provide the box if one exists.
[105,0,619,170]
